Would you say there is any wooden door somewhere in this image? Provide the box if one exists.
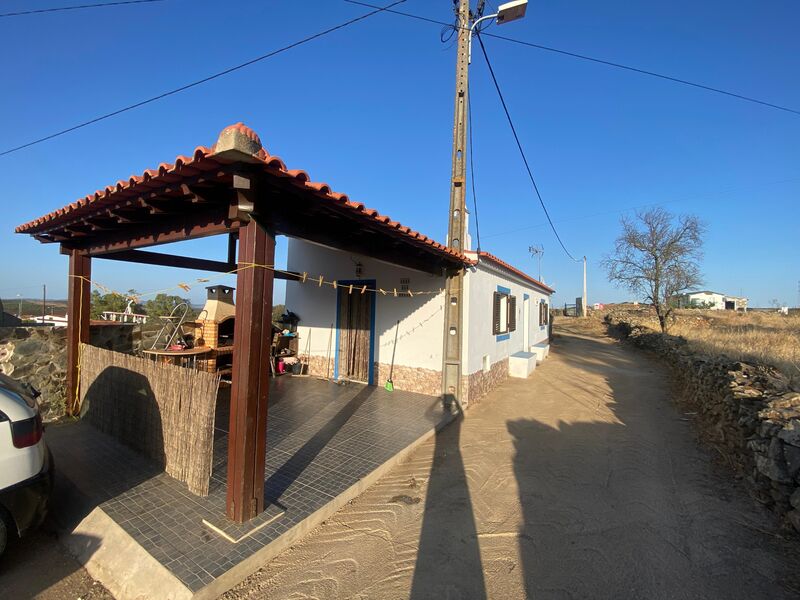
[337,286,372,383]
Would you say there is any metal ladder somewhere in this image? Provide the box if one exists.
[150,302,191,350]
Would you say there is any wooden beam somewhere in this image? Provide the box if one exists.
[96,250,236,273]
[65,250,91,416]
[227,232,238,264]
[66,212,241,256]
[227,218,274,523]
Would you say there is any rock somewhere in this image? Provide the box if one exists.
[790,488,800,510]
[784,445,800,479]
[13,338,45,357]
[755,454,791,484]
[788,510,800,533]
[768,437,785,461]
[778,420,800,447]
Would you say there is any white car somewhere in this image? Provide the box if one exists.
[0,375,53,558]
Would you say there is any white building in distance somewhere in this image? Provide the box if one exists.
[676,290,748,311]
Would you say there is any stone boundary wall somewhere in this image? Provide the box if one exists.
[605,312,800,533]
[0,324,136,421]
[462,358,509,408]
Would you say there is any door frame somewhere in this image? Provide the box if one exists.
[333,279,377,385]
[523,294,530,350]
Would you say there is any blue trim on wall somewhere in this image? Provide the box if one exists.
[497,284,511,295]
[333,279,377,385]
[523,293,529,300]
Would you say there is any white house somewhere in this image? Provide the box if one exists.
[285,239,553,407]
[677,290,748,311]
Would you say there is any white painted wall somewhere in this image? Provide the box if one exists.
[284,238,446,376]
[685,291,725,310]
[462,261,552,375]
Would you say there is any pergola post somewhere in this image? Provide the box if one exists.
[65,249,91,416]
[226,217,275,522]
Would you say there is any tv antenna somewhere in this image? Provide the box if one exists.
[528,244,544,281]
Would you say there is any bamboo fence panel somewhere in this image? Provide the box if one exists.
[78,344,220,496]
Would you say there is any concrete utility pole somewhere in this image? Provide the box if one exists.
[582,256,587,317]
[442,0,528,410]
[441,0,470,413]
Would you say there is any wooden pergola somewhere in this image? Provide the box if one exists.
[16,123,468,522]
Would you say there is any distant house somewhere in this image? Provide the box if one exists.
[30,315,69,327]
[676,290,748,311]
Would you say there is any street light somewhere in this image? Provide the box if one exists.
[468,0,528,63]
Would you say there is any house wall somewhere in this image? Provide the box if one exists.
[686,292,725,310]
[461,261,552,405]
[284,238,446,395]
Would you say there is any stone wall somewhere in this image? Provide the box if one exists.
[462,358,509,408]
[374,363,441,397]
[0,324,137,421]
[605,311,800,533]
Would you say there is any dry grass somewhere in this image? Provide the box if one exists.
[668,309,800,379]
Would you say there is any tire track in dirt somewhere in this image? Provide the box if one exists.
[224,329,800,600]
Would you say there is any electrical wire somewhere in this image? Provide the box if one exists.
[0,0,163,18]
[476,33,580,262]
[0,0,407,157]
[343,0,800,118]
[467,82,481,253]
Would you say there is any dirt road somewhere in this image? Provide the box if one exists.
[226,327,799,599]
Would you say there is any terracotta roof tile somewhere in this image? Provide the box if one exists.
[14,123,469,263]
[476,251,555,294]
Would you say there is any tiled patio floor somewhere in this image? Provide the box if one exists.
[47,377,450,593]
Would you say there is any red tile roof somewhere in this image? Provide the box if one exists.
[15,123,467,263]
[16,124,550,286]
[475,251,555,294]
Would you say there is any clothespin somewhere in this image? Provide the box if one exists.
[408,290,414,297]
[318,275,324,287]
[380,289,387,295]
[302,272,308,283]
[348,284,353,294]
[360,285,367,294]
[393,288,398,297]
[333,280,338,290]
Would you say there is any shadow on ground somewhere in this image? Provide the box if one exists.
[410,330,800,599]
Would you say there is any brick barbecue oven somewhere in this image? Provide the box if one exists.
[190,285,236,374]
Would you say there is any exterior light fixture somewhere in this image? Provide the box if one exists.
[468,0,528,63]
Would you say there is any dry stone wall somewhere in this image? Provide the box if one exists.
[0,324,136,421]
[605,310,800,533]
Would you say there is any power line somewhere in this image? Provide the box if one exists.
[0,0,407,157]
[481,175,800,240]
[476,33,580,262]
[0,0,164,18]
[467,82,481,253]
[344,0,800,118]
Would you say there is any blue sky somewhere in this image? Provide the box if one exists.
[1,0,798,309]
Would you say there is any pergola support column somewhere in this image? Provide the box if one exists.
[226,217,274,522]
[65,249,91,416]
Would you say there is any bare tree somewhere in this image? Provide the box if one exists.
[603,208,704,333]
